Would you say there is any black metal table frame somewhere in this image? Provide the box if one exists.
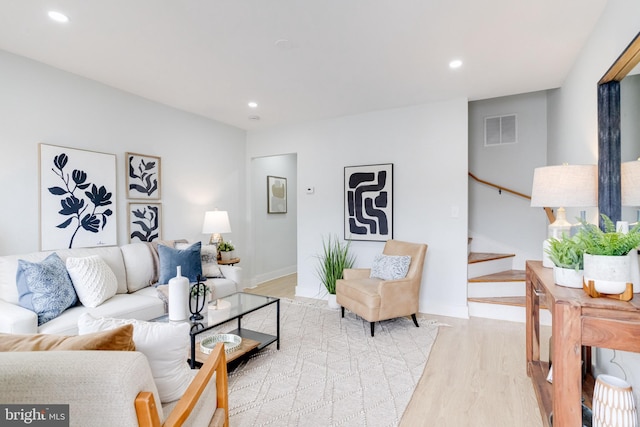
[188,294,280,368]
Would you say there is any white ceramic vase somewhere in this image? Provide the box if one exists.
[168,266,189,321]
[583,253,631,295]
[327,293,340,310]
[593,374,638,427]
[553,266,584,288]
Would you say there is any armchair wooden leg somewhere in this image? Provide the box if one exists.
[411,314,419,328]
[370,322,375,337]
[341,307,345,318]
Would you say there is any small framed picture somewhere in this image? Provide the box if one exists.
[128,202,162,242]
[126,152,161,199]
[267,175,287,214]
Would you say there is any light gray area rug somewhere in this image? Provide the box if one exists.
[219,299,441,427]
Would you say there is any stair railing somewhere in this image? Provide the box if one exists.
[468,172,555,223]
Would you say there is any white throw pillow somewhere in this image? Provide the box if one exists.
[66,255,117,307]
[370,254,412,280]
[77,313,192,403]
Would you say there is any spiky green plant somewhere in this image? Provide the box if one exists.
[545,234,584,270]
[576,214,640,256]
[315,234,356,295]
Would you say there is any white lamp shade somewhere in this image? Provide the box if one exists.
[202,210,231,234]
[530,164,597,208]
[622,160,640,206]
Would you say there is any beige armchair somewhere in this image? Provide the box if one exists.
[336,239,427,337]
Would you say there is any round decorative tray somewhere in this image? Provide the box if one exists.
[200,334,242,354]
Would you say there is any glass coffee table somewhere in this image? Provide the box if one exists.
[154,292,280,368]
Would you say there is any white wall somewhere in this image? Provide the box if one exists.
[0,50,247,261]
[546,0,640,415]
[247,99,469,318]
[249,154,297,285]
[468,92,549,268]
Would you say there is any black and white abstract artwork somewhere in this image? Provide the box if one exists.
[126,152,161,199]
[344,163,393,241]
[128,202,162,242]
[40,143,117,250]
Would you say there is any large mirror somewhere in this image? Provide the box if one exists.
[598,32,640,227]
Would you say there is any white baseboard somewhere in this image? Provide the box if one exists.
[249,265,297,287]
[420,302,470,319]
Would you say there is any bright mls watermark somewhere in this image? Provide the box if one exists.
[0,405,69,426]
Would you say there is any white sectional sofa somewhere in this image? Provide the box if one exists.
[0,242,242,335]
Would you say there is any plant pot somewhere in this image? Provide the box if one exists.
[553,267,584,288]
[327,294,340,310]
[583,253,631,295]
[220,251,232,261]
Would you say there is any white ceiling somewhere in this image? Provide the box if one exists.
[0,0,607,130]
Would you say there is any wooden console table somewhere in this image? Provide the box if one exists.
[526,260,640,426]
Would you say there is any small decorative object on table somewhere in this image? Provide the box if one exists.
[217,241,235,261]
[189,275,209,321]
[168,266,189,321]
[593,374,637,427]
[208,299,231,324]
[200,334,242,354]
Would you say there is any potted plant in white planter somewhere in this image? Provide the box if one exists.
[576,214,640,295]
[217,241,235,261]
[545,234,585,288]
[315,234,355,309]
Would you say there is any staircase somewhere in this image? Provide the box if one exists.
[467,252,550,324]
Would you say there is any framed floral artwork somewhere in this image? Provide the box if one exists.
[128,202,162,242]
[39,143,117,250]
[267,175,287,214]
[126,152,161,199]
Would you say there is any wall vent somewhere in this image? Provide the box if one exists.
[484,114,517,146]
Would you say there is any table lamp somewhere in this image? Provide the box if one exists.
[531,164,597,267]
[202,210,231,246]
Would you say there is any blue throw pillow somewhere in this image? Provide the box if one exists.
[16,253,78,326]
[158,242,203,284]
[370,254,412,281]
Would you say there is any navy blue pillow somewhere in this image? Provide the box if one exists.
[16,253,78,325]
[158,242,203,284]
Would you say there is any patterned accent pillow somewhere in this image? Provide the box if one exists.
[16,253,78,326]
[158,242,203,284]
[66,255,118,308]
[370,254,412,280]
[175,242,224,278]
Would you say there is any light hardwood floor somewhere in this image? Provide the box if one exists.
[244,275,551,426]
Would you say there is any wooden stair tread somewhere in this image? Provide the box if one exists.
[469,270,525,283]
[467,296,548,310]
[468,252,515,264]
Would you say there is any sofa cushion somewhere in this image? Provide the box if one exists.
[38,293,166,335]
[121,243,155,292]
[16,253,77,326]
[370,254,411,280]
[158,242,202,284]
[176,243,224,278]
[55,246,129,294]
[66,255,118,308]
[78,313,192,403]
[0,324,135,351]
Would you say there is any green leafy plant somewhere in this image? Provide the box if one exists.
[576,214,640,256]
[315,234,356,295]
[217,241,235,252]
[545,235,585,270]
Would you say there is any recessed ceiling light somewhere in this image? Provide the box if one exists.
[248,101,258,109]
[449,59,463,69]
[48,11,69,23]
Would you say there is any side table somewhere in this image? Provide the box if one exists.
[218,257,240,266]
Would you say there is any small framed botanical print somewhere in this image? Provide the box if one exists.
[128,202,162,242]
[126,152,161,199]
